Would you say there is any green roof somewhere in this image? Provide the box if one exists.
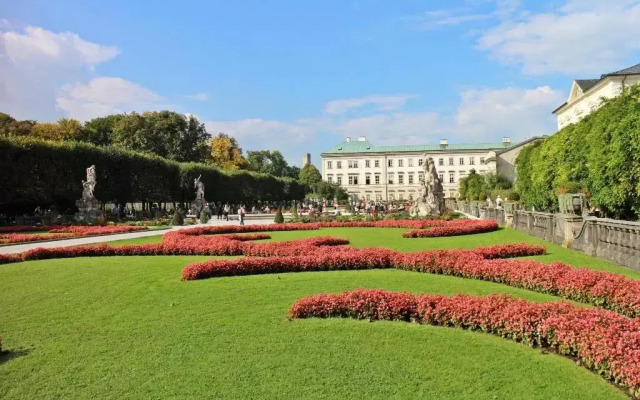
[322,140,511,154]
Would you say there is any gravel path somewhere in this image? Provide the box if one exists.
[0,218,275,255]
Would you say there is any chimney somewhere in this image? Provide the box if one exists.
[502,137,511,147]
[357,136,366,142]
[302,153,311,166]
[346,137,351,142]
[440,138,448,149]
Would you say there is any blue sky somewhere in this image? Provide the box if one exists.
[2,0,640,165]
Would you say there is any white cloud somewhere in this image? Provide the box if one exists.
[335,112,442,144]
[477,0,640,75]
[324,94,416,114]
[56,77,165,121]
[0,25,120,120]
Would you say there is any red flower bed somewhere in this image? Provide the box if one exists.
[0,226,49,234]
[290,289,640,398]
[0,253,19,265]
[0,233,74,243]
[402,220,498,238]
[48,226,148,235]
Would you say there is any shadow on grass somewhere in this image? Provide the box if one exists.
[0,348,31,365]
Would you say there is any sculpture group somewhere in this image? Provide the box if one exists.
[410,155,444,217]
[75,165,104,222]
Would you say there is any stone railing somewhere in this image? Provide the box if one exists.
[448,201,640,270]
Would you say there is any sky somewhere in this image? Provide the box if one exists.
[1,0,640,166]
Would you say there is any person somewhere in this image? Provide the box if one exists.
[238,205,245,225]
[223,203,230,221]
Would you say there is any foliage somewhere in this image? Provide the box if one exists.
[0,112,35,137]
[247,150,298,178]
[298,164,322,187]
[515,84,640,218]
[458,170,511,201]
[274,207,284,223]
[209,132,248,170]
[171,209,184,226]
[199,211,209,224]
[79,115,125,146]
[0,137,307,210]
[290,204,299,219]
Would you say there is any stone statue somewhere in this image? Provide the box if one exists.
[82,165,97,199]
[486,197,494,208]
[410,155,444,217]
[194,175,205,200]
[75,165,103,222]
[191,175,207,215]
[496,196,503,209]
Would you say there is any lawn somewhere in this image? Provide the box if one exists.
[0,227,634,399]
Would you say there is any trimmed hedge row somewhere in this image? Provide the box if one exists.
[290,289,640,398]
[0,138,307,208]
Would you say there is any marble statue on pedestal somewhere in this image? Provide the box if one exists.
[191,175,207,214]
[75,165,104,222]
[409,155,444,217]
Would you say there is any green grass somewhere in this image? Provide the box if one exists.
[0,228,636,399]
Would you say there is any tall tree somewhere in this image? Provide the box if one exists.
[30,123,65,140]
[79,114,124,146]
[209,133,248,170]
[299,163,322,188]
[247,150,290,177]
[0,112,35,137]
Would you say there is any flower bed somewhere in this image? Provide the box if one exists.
[0,226,49,234]
[402,220,498,238]
[0,225,149,245]
[290,289,640,398]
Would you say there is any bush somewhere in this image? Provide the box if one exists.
[171,209,184,226]
[290,204,299,220]
[199,211,209,224]
[274,207,284,223]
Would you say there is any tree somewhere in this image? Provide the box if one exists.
[30,123,65,140]
[57,118,85,140]
[79,115,124,146]
[247,150,290,177]
[209,133,248,170]
[0,112,35,137]
[299,164,322,188]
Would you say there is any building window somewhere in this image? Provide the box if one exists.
[374,160,380,168]
[449,172,455,183]
[374,174,380,185]
[469,157,475,165]
[375,193,382,201]
[327,175,333,183]
[365,160,370,168]
[408,174,414,184]
[388,159,393,167]
[459,157,465,165]
[398,174,404,184]
[389,193,395,201]
[418,172,424,182]
[449,157,454,166]
[398,159,404,167]
[348,160,359,168]
[348,175,359,185]
[399,193,404,201]
[408,159,414,167]
[388,173,394,184]
[418,158,423,167]
[409,193,414,201]
[337,175,342,184]
[438,158,444,166]
[337,161,342,169]
[327,161,333,169]
[480,157,485,164]
[366,194,371,201]
[439,173,444,182]
[365,175,371,185]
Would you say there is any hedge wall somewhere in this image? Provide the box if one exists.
[0,138,307,210]
[515,84,640,219]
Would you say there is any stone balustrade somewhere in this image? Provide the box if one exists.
[447,200,640,270]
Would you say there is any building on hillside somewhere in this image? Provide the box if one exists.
[320,136,538,201]
[553,62,640,130]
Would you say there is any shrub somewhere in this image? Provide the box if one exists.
[199,211,209,224]
[274,208,284,224]
[171,209,184,226]
[290,289,640,398]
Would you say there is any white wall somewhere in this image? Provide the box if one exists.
[557,77,640,130]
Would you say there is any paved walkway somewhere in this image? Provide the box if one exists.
[0,218,275,255]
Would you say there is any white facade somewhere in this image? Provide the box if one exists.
[554,64,640,130]
[321,137,510,201]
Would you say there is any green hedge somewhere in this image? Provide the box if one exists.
[0,138,307,209]
[515,84,640,219]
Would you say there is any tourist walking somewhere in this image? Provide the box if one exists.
[238,205,245,225]
[223,203,230,221]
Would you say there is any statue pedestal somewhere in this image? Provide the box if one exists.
[75,198,104,222]
[191,198,207,215]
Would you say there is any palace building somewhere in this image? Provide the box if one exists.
[320,136,537,201]
[553,62,640,130]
